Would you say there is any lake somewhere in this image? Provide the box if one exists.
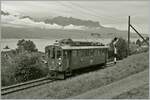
[1,38,140,52]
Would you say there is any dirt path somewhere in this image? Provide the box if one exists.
[72,69,149,99]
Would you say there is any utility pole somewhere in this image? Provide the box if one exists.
[130,24,149,46]
[127,16,149,57]
[128,16,130,56]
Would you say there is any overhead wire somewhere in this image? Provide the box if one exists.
[69,2,148,37]
[66,2,124,23]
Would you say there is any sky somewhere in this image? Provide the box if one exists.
[1,1,150,34]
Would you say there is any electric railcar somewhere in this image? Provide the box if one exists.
[45,39,108,79]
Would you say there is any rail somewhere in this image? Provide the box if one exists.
[1,77,54,95]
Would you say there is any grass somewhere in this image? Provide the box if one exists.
[113,83,149,99]
[42,52,149,99]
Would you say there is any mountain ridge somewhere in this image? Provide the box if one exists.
[2,26,148,39]
[1,10,148,39]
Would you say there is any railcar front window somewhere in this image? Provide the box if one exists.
[63,51,67,58]
[52,48,55,58]
[57,50,61,58]
[48,50,50,57]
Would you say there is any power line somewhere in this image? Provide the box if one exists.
[67,2,124,23]
[58,1,103,20]
[57,1,88,19]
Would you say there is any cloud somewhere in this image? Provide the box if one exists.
[9,17,63,29]
[1,11,87,30]
[64,24,86,30]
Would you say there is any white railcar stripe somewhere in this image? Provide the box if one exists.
[61,46,109,50]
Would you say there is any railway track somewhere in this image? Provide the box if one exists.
[1,77,54,95]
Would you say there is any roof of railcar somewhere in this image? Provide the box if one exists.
[61,45,109,50]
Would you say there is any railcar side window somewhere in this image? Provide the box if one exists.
[82,50,85,56]
[94,49,98,55]
[77,50,80,56]
[96,50,98,55]
[78,50,82,56]
[99,49,102,55]
[82,50,87,56]
[103,49,106,54]
[85,49,89,56]
[90,49,94,56]
[102,49,104,54]
[72,50,77,57]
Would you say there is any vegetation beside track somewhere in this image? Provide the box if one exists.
[43,52,148,99]
[113,83,149,99]
[1,39,49,86]
[71,69,148,99]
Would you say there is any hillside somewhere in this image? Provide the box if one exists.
[44,16,101,27]
[2,26,147,39]
[1,10,148,39]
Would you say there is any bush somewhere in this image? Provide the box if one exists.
[14,52,48,82]
[1,51,48,86]
[1,51,18,86]
[1,39,48,86]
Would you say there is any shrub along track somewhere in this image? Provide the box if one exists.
[2,52,149,99]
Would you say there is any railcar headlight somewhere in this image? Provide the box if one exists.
[58,62,61,65]
[58,57,62,60]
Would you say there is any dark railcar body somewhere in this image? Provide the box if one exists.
[45,43,108,79]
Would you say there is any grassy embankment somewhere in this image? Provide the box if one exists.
[113,83,149,99]
[44,52,148,99]
[22,52,148,99]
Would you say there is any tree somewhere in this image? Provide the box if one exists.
[144,37,149,44]
[146,37,149,42]
[17,39,38,53]
[136,39,142,47]
[109,37,128,60]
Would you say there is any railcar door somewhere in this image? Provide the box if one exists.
[63,50,71,70]
[46,46,56,71]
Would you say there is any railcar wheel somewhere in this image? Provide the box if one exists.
[56,72,66,79]
[101,63,106,69]
[63,72,66,79]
